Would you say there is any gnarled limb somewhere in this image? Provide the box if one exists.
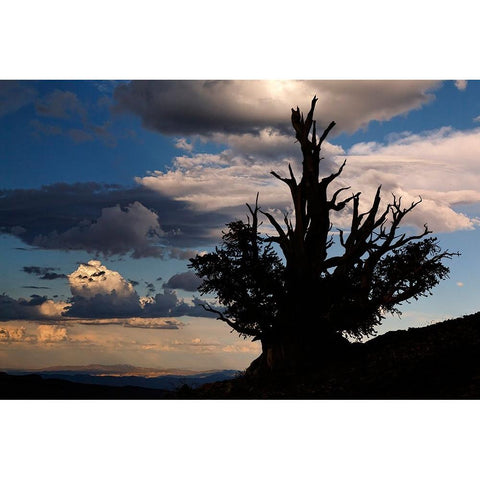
[201,303,260,337]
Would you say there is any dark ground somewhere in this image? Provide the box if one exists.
[177,312,480,399]
[4,312,480,399]
[0,372,170,399]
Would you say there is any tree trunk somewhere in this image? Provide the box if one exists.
[247,327,351,376]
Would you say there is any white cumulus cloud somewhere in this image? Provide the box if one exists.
[64,260,216,320]
[344,126,480,231]
[68,260,136,298]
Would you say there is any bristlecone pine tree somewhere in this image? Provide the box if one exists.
[189,97,457,373]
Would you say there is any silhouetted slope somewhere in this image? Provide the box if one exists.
[181,312,480,399]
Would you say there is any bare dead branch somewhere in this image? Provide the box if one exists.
[318,121,336,146]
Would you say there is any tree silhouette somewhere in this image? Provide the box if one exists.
[189,97,457,372]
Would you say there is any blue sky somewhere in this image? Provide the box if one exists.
[2,79,480,369]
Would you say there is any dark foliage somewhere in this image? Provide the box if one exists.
[190,199,285,339]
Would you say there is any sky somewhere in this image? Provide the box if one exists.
[2,79,480,371]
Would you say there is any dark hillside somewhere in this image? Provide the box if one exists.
[178,313,480,399]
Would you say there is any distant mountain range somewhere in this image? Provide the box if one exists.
[8,363,214,376]
[2,364,240,393]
